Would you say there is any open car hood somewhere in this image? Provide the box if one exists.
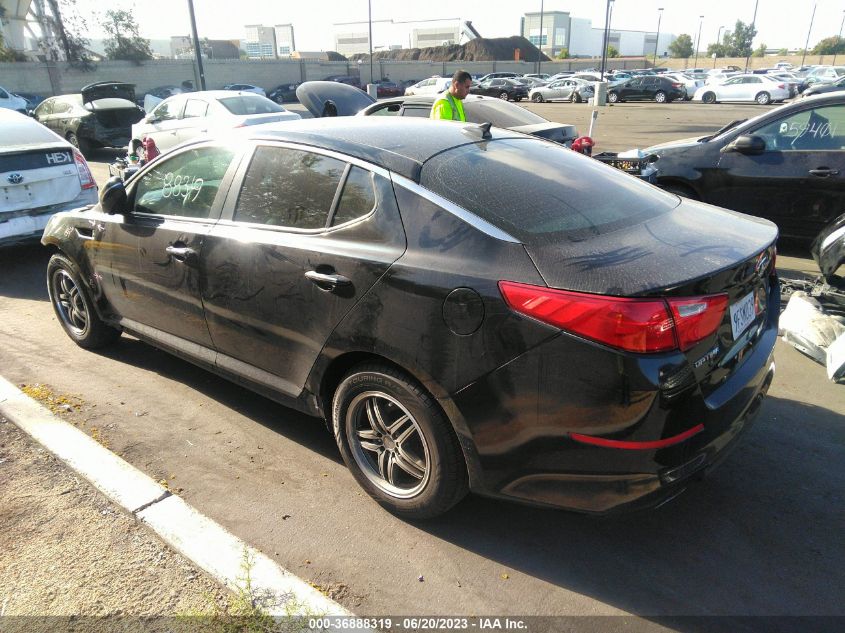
[812,212,845,280]
[82,82,136,104]
[296,81,375,117]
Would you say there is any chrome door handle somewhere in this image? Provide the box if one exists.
[304,270,351,289]
[809,168,840,177]
[165,245,197,262]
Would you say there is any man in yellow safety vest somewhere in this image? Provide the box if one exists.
[430,70,472,122]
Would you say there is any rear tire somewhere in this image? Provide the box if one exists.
[702,92,716,104]
[66,132,91,156]
[654,90,667,103]
[332,363,468,520]
[499,91,509,100]
[47,254,121,349]
[755,91,771,105]
[607,92,619,103]
[532,93,544,103]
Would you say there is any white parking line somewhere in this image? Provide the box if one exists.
[0,374,351,618]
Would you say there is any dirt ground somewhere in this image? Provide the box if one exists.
[0,415,231,624]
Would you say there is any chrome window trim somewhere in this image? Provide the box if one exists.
[390,173,520,244]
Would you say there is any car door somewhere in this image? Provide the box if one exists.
[33,99,55,131]
[142,98,186,152]
[200,142,406,396]
[711,102,845,240]
[640,77,658,100]
[175,98,211,145]
[620,78,641,99]
[93,144,239,347]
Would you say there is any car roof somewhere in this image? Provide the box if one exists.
[224,117,523,182]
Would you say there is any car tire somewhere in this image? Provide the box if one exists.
[499,91,509,100]
[66,132,91,156]
[514,96,522,102]
[755,91,771,105]
[532,93,544,103]
[574,93,583,103]
[332,363,468,520]
[607,92,619,103]
[654,91,667,103]
[702,92,717,104]
[46,254,121,349]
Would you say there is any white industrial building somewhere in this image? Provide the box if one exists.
[274,24,295,57]
[334,18,462,56]
[522,10,676,59]
[243,25,276,59]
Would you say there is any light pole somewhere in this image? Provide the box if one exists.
[714,25,725,68]
[599,0,614,78]
[744,0,760,72]
[801,2,816,67]
[537,0,544,75]
[693,15,704,68]
[833,9,845,65]
[367,0,374,83]
[653,8,664,66]
[186,0,206,90]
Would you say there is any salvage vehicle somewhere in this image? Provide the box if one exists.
[802,76,845,98]
[693,74,790,105]
[529,78,594,103]
[470,78,529,101]
[128,91,300,156]
[33,82,145,156]
[608,76,685,103]
[0,109,97,247]
[403,77,451,96]
[644,92,845,243]
[268,82,302,103]
[296,82,578,147]
[43,116,778,519]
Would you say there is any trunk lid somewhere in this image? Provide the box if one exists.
[81,82,136,104]
[1,147,81,213]
[296,81,375,117]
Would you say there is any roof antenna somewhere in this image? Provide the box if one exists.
[462,121,492,140]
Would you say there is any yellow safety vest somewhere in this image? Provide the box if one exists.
[430,92,466,122]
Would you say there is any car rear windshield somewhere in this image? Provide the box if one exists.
[420,138,679,243]
[465,101,547,127]
[218,95,283,115]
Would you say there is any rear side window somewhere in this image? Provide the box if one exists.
[183,100,208,119]
[234,146,345,229]
[134,147,234,218]
[218,95,282,115]
[332,167,376,226]
[420,138,678,243]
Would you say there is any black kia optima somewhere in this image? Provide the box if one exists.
[42,117,779,519]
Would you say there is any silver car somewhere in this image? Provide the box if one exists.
[529,78,595,103]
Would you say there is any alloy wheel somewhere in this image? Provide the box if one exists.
[52,269,89,336]
[346,391,431,498]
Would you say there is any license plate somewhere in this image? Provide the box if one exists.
[730,291,757,339]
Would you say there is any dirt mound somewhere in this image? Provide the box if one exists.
[349,36,549,62]
[325,51,347,61]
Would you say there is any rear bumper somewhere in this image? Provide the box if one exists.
[0,191,98,247]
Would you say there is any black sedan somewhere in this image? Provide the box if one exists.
[33,82,145,156]
[470,78,529,101]
[608,76,685,103]
[646,92,845,242]
[268,82,302,103]
[42,117,778,519]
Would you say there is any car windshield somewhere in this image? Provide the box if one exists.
[421,138,678,243]
[218,95,283,115]
[465,101,547,126]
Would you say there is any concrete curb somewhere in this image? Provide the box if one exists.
[0,374,351,618]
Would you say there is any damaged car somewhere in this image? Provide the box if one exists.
[33,82,145,156]
[43,117,779,519]
[645,93,845,243]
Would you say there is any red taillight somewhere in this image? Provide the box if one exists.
[672,82,683,88]
[778,83,785,89]
[73,150,96,190]
[498,281,727,354]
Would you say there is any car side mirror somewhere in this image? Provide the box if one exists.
[725,134,766,155]
[99,176,127,214]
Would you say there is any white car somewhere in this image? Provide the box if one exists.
[222,83,266,97]
[0,86,28,113]
[129,91,300,156]
[664,73,704,100]
[804,66,845,87]
[0,109,97,247]
[529,78,595,103]
[693,74,790,105]
[404,77,451,96]
[705,70,739,85]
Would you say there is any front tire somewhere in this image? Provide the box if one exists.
[607,92,619,103]
[332,363,468,519]
[532,93,544,103]
[47,254,121,349]
[654,90,667,103]
[755,91,771,105]
[498,91,509,100]
[702,92,716,104]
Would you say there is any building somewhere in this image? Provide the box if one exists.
[521,11,676,59]
[244,24,276,59]
[334,18,460,56]
[274,24,295,57]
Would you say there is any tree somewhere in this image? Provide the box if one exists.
[100,9,153,63]
[722,20,757,57]
[668,34,694,58]
[42,0,93,68]
[606,45,619,58]
[706,42,729,58]
[777,48,789,55]
[812,36,845,55]
[556,47,569,59]
[752,43,767,57]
